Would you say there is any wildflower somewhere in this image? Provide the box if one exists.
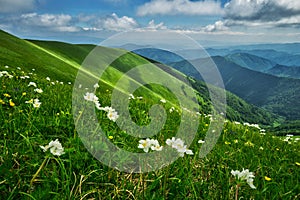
[166,137,193,157]
[5,66,9,68]
[46,77,51,81]
[138,138,152,153]
[68,82,71,85]
[198,140,205,144]
[33,99,41,108]
[28,82,37,87]
[4,93,11,98]
[51,82,55,85]
[60,82,63,85]
[296,162,300,166]
[231,169,256,189]
[169,107,175,113]
[22,92,26,96]
[259,146,264,150]
[40,139,65,156]
[108,136,113,140]
[107,109,119,122]
[94,83,99,88]
[225,141,231,145]
[34,88,43,93]
[160,99,166,103]
[244,141,254,147]
[9,100,15,107]
[0,99,5,105]
[265,176,271,181]
[84,92,98,103]
[138,138,163,152]
[129,93,135,100]
[25,99,34,104]
[234,139,238,143]
[137,96,143,100]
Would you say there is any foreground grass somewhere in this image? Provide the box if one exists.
[0,66,299,199]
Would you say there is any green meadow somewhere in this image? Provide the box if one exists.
[0,30,299,199]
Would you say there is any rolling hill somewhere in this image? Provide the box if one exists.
[0,29,280,126]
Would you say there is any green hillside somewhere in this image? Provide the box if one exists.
[0,30,299,199]
[0,30,277,126]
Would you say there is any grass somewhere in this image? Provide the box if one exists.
[1,65,299,200]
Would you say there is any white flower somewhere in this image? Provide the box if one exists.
[34,88,43,93]
[107,109,119,122]
[166,137,193,157]
[286,134,293,137]
[137,96,143,100]
[28,82,37,87]
[60,82,63,85]
[94,83,99,88]
[129,94,135,100]
[46,77,50,81]
[160,99,166,103]
[138,139,152,153]
[198,140,205,144]
[33,99,41,108]
[51,82,55,85]
[84,92,98,103]
[40,139,65,156]
[138,138,163,152]
[68,82,71,85]
[231,169,256,189]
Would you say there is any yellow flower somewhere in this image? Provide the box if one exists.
[0,99,5,104]
[22,92,26,96]
[225,141,231,145]
[265,176,271,181]
[244,141,254,147]
[296,162,300,166]
[4,93,11,97]
[9,100,15,107]
[234,139,238,143]
[108,136,113,140]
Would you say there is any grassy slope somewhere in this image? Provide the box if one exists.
[0,30,299,199]
[0,30,285,128]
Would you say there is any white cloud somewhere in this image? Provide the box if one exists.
[0,0,36,13]
[137,0,223,16]
[224,0,300,22]
[146,20,167,30]
[12,13,81,32]
[203,20,229,32]
[94,13,138,31]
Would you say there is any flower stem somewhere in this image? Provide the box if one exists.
[235,184,240,200]
[30,156,49,186]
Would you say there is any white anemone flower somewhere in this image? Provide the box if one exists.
[231,169,256,189]
[40,139,65,156]
[84,92,98,103]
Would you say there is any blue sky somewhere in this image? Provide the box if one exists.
[0,0,300,46]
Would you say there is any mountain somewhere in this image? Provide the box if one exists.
[266,64,300,79]
[231,49,300,67]
[0,29,279,126]
[132,48,185,64]
[225,53,276,72]
[170,56,300,120]
[227,43,300,55]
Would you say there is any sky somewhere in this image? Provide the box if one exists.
[0,0,300,47]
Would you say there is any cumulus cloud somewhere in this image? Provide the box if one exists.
[224,0,300,25]
[0,0,36,13]
[102,13,138,31]
[203,20,229,32]
[137,0,223,16]
[2,13,81,32]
